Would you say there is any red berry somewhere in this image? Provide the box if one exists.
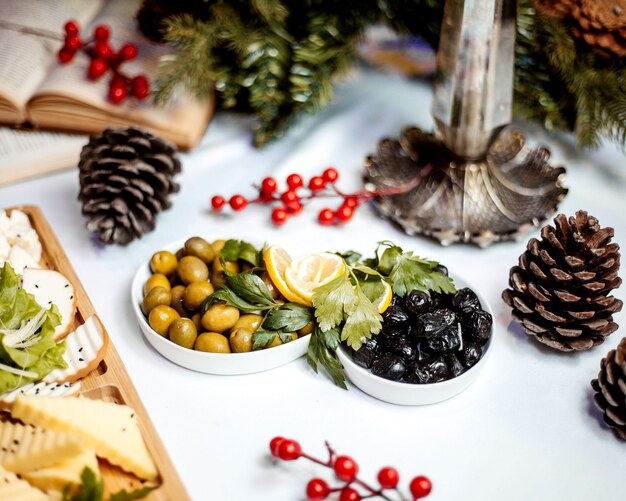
[322,167,339,183]
[64,35,82,52]
[286,173,303,190]
[87,58,108,80]
[94,41,113,59]
[119,43,138,61]
[280,190,299,205]
[229,195,248,211]
[318,208,335,226]
[93,24,110,42]
[57,48,74,63]
[343,196,358,208]
[107,81,127,104]
[377,467,399,489]
[306,478,330,501]
[336,205,354,222]
[64,20,79,36]
[277,439,302,460]
[269,436,285,457]
[410,476,432,499]
[261,177,278,194]
[272,207,289,226]
[333,456,358,482]
[338,486,361,501]
[131,75,150,100]
[211,195,225,211]
[308,176,326,192]
[285,202,303,215]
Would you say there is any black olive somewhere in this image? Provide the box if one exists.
[405,357,450,384]
[416,308,457,338]
[429,292,452,310]
[423,325,461,354]
[461,343,482,368]
[404,290,430,316]
[434,264,448,276]
[371,352,406,381]
[351,337,379,369]
[462,310,492,344]
[379,334,417,362]
[447,354,465,377]
[382,305,410,325]
[451,287,481,312]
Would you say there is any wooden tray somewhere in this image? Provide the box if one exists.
[2,206,189,500]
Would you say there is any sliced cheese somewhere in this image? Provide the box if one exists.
[0,420,84,474]
[12,396,158,481]
[21,268,76,341]
[0,465,49,501]
[0,381,81,412]
[8,245,41,275]
[43,316,108,385]
[22,448,99,493]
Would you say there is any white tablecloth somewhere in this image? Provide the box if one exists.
[1,70,624,500]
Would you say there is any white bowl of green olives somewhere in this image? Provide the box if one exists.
[131,237,311,375]
[336,276,494,405]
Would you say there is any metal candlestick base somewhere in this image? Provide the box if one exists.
[363,127,568,247]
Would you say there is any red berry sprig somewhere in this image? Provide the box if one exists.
[57,20,149,104]
[269,437,432,501]
[211,165,432,226]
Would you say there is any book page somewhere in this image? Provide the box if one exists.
[0,127,85,185]
[32,0,212,147]
[0,0,104,112]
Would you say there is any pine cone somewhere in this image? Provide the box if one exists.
[78,127,181,245]
[502,211,623,351]
[591,338,626,439]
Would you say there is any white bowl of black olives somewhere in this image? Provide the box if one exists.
[336,277,494,405]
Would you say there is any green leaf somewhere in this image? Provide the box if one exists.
[220,239,262,267]
[252,328,278,350]
[262,303,313,332]
[341,287,382,350]
[312,273,356,332]
[320,327,340,350]
[377,245,403,275]
[226,272,276,307]
[306,326,346,389]
[337,250,362,266]
[278,332,294,344]
[359,278,386,304]
[202,287,274,314]
[109,486,157,501]
[351,265,382,278]
[62,467,104,501]
[389,253,456,297]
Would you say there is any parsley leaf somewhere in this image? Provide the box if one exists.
[220,239,262,267]
[226,272,276,307]
[262,303,313,332]
[306,326,346,389]
[109,486,157,501]
[342,287,382,350]
[389,253,455,296]
[251,327,278,350]
[62,467,155,501]
[337,250,362,266]
[312,273,357,332]
[202,286,275,313]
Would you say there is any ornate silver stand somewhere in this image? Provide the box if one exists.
[363,0,567,246]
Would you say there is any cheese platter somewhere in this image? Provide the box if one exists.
[0,206,188,500]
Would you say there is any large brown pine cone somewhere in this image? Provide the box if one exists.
[78,127,181,245]
[502,211,622,351]
[591,337,626,439]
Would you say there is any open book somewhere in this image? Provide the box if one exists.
[0,0,214,157]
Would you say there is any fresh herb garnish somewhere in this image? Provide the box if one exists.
[262,303,312,332]
[201,272,277,313]
[220,239,263,267]
[306,325,346,389]
[61,467,156,501]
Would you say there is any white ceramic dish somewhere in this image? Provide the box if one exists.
[131,240,310,375]
[336,276,494,405]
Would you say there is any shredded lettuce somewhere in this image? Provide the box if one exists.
[0,263,67,393]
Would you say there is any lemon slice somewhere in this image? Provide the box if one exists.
[263,245,306,304]
[371,280,393,314]
[284,252,346,306]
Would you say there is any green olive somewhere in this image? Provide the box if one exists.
[175,247,187,261]
[200,303,240,333]
[144,273,171,295]
[150,251,178,276]
[268,332,297,348]
[211,239,227,255]
[229,328,253,353]
[169,285,188,317]
[211,256,239,274]
[177,255,209,284]
[232,314,263,333]
[195,332,230,353]
[141,287,172,316]
[297,321,314,337]
[260,272,280,300]
[191,312,203,332]
[184,237,216,263]
[148,305,180,337]
[183,281,214,311]
[168,318,197,349]
[210,271,227,289]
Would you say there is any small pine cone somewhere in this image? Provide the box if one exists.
[591,338,626,440]
[78,127,181,245]
[502,211,623,351]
